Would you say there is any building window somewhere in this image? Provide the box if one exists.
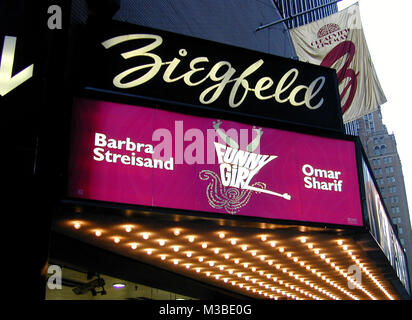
[374,137,384,144]
[400,239,405,245]
[389,186,397,193]
[398,227,403,235]
[392,207,400,214]
[377,178,385,186]
[390,196,399,204]
[385,167,394,174]
[380,187,385,194]
[374,168,383,176]
[373,159,381,166]
[380,145,387,154]
[384,156,393,164]
[374,146,380,155]
[387,176,396,183]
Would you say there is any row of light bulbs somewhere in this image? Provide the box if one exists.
[338,240,394,300]
[70,221,396,300]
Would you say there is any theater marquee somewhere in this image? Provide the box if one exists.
[67,97,362,226]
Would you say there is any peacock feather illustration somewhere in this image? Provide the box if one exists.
[199,170,267,214]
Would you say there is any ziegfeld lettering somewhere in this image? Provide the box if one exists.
[101,34,326,110]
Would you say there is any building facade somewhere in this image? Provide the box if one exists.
[349,109,412,281]
[2,0,409,303]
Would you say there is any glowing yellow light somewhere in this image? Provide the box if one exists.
[174,229,180,236]
[186,264,190,269]
[231,239,237,245]
[198,257,204,262]
[343,245,348,251]
[173,246,179,252]
[206,272,210,277]
[158,240,165,246]
[308,243,313,249]
[142,233,149,240]
[219,232,225,239]
[95,230,102,237]
[186,252,192,258]
[114,237,120,243]
[214,248,220,254]
[251,251,257,256]
[314,249,320,254]
[202,243,207,249]
[188,236,195,243]
[209,261,215,267]
[300,237,307,243]
[74,222,81,229]
[146,249,152,255]
[130,243,138,250]
[270,241,276,247]
[124,225,132,233]
[279,247,284,253]
[286,252,292,258]
[219,266,224,271]
[160,255,166,260]
[224,253,230,259]
[244,263,249,268]
[252,267,257,272]
[242,245,247,251]
[260,256,265,261]
[234,259,239,264]
[261,235,267,241]
[229,270,234,275]
[196,268,200,273]
[337,240,343,245]
[268,260,273,266]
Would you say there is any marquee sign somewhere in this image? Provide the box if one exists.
[67,97,362,226]
[78,21,344,132]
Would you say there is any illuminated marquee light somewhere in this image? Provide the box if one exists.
[65,220,399,300]
[337,241,393,300]
[303,241,377,300]
[226,241,319,300]
[286,243,360,300]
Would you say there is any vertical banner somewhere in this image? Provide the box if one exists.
[289,3,386,123]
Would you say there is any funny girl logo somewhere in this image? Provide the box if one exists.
[199,120,291,214]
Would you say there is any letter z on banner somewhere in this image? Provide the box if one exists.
[289,3,386,123]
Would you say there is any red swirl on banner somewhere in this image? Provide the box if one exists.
[320,41,359,114]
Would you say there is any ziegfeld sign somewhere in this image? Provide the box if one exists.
[78,21,344,132]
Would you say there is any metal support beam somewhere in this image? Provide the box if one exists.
[256,0,341,32]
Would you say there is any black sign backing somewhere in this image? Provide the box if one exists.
[75,20,344,132]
